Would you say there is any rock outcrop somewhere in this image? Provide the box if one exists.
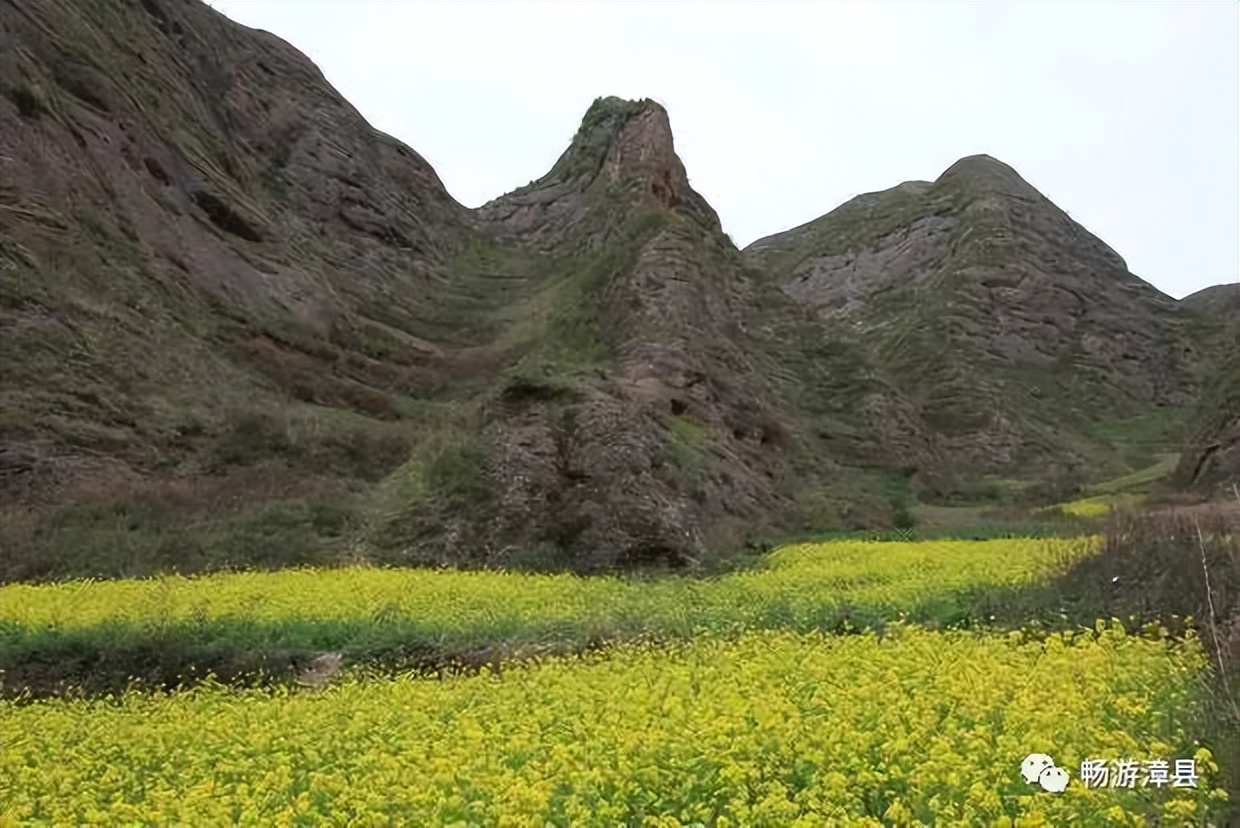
[392,98,797,570]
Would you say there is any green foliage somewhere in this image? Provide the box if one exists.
[0,496,357,583]
[7,83,48,118]
[488,207,676,412]
[882,474,917,529]
[667,414,709,485]
[208,404,419,478]
[365,432,494,557]
[499,358,584,403]
[424,443,490,505]
[3,522,1237,824]
[1187,341,1240,442]
[543,96,651,182]
[1089,410,1187,449]
[1083,455,1178,497]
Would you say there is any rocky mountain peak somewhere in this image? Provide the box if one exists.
[592,99,686,209]
[479,97,719,247]
[930,154,1131,275]
[552,98,678,184]
[532,96,694,212]
[935,154,1042,200]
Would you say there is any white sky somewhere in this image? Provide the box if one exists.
[208,1,1238,299]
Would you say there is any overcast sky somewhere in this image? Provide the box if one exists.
[208,1,1237,299]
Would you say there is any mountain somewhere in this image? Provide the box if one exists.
[0,0,797,576]
[1181,283,1240,316]
[0,0,1231,581]
[741,155,1200,500]
[0,0,491,580]
[374,96,801,570]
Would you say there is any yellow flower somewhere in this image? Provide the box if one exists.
[0,537,1224,827]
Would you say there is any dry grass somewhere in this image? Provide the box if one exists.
[1108,498,1240,813]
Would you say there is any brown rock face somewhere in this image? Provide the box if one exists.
[2,9,796,576]
[418,98,796,570]
[780,215,954,313]
[601,104,687,209]
[1,0,471,326]
[478,98,720,251]
[1178,418,1240,494]
[0,0,495,581]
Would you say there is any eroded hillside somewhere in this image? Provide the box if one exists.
[742,156,1206,500]
[0,0,1231,580]
[1174,283,1239,494]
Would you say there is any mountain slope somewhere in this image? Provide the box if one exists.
[1174,283,1239,494]
[0,0,477,466]
[1,0,1231,581]
[0,0,482,578]
[741,155,1198,499]
[0,1,803,576]
[373,97,802,570]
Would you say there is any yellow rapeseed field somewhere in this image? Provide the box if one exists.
[2,538,1228,826]
[0,538,1093,634]
[0,624,1222,828]
[1041,495,1145,520]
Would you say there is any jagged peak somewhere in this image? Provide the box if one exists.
[577,96,666,139]
[481,95,717,238]
[544,97,684,199]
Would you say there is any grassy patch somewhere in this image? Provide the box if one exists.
[499,357,587,405]
[1089,410,1188,450]
[667,414,709,486]
[1083,453,1179,497]
[0,494,360,583]
[365,431,494,559]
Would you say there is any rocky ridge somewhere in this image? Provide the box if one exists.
[0,0,1232,579]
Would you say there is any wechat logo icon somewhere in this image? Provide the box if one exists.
[1021,753,1070,793]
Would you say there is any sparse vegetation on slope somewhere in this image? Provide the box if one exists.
[1174,335,1240,494]
[1,0,1234,583]
[741,155,1204,510]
